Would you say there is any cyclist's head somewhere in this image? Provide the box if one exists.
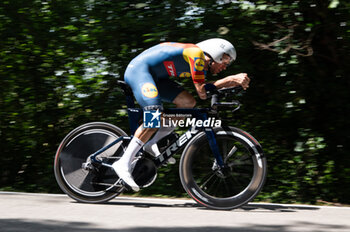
[196,38,236,66]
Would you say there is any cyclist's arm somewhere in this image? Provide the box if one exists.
[194,82,207,100]
[212,73,250,90]
[195,73,250,100]
[183,46,207,99]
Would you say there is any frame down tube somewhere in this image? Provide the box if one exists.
[153,127,200,167]
[152,109,224,168]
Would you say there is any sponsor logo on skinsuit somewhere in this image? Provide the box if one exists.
[194,57,205,71]
[164,61,177,77]
[141,83,158,98]
[179,72,191,78]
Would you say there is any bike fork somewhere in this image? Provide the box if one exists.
[204,128,224,168]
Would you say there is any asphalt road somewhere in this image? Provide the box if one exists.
[0,192,349,232]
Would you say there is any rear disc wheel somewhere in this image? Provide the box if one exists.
[54,122,127,203]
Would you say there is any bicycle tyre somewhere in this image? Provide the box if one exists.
[54,122,128,203]
[179,126,266,210]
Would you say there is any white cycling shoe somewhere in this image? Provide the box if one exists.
[112,161,140,192]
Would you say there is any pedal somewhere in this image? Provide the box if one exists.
[119,179,132,191]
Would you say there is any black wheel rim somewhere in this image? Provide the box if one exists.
[191,136,254,198]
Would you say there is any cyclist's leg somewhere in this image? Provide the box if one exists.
[143,79,195,159]
[125,73,162,143]
[142,79,184,158]
[113,65,161,191]
[156,79,184,104]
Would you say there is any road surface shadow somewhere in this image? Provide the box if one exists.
[1,219,348,232]
[241,203,319,212]
[85,199,319,212]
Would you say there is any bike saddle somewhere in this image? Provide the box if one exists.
[116,80,133,97]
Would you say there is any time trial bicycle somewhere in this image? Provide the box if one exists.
[54,81,267,210]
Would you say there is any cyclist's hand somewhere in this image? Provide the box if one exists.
[227,73,250,90]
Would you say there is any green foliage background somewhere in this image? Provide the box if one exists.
[1,0,349,204]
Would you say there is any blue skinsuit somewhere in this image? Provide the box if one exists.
[124,42,206,109]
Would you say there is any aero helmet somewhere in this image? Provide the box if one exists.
[196,38,236,64]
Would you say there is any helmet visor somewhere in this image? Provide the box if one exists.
[220,53,234,66]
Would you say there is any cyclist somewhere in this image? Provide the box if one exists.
[112,38,250,191]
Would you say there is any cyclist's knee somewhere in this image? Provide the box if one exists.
[173,91,196,108]
[183,97,196,108]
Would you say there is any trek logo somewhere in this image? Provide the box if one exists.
[164,61,177,77]
[157,128,199,163]
[143,109,161,128]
